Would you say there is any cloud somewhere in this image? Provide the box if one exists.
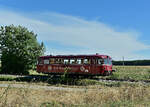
[0,9,149,60]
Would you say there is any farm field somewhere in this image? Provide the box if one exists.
[105,66,150,81]
[1,66,150,106]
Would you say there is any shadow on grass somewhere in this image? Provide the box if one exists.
[0,75,101,86]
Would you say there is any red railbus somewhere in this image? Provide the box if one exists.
[37,54,114,76]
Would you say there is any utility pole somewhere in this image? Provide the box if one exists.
[122,56,125,66]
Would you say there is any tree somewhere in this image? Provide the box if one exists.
[0,25,45,74]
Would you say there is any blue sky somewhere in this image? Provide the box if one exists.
[0,0,150,60]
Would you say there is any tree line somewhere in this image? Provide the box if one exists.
[113,60,150,66]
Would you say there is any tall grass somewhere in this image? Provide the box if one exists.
[0,83,150,106]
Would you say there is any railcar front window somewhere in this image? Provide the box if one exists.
[102,58,112,65]
[108,58,112,65]
[104,59,108,64]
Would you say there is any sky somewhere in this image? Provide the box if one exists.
[0,0,150,60]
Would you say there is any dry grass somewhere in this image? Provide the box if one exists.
[0,83,150,107]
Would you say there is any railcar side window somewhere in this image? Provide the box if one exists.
[84,59,90,64]
[77,59,82,64]
[38,58,43,64]
[64,59,69,64]
[55,58,59,64]
[59,58,64,64]
[84,59,88,64]
[55,58,63,64]
[98,59,103,65]
[70,59,76,64]
[50,58,55,64]
[44,59,49,64]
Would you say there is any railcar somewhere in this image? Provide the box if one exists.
[37,53,114,76]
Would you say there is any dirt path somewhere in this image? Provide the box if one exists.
[0,83,92,91]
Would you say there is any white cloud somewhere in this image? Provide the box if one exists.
[0,9,149,60]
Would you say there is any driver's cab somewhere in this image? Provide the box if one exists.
[98,57,113,74]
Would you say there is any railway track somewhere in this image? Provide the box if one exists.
[97,78,150,85]
[0,74,150,84]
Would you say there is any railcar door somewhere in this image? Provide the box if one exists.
[81,58,91,75]
[90,58,97,75]
[90,58,104,75]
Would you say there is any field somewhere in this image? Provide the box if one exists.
[1,66,150,106]
[107,66,150,81]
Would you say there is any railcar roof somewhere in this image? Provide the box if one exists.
[39,54,111,59]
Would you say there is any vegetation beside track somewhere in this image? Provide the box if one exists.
[1,66,150,106]
[100,66,150,81]
[1,66,150,85]
[0,81,150,107]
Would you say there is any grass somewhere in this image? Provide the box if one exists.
[0,76,15,81]
[100,66,150,81]
[0,82,150,107]
[0,75,101,86]
[29,69,45,75]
